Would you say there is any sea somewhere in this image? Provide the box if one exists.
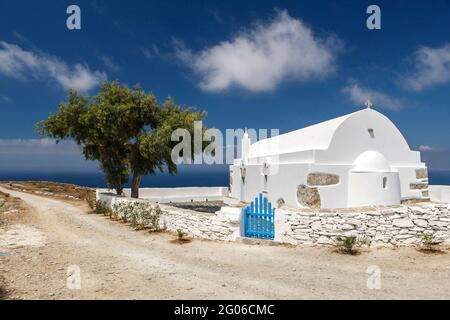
[1,169,450,188]
[0,169,230,188]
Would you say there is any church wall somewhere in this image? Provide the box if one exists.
[265,163,310,207]
[307,164,350,208]
[230,162,355,209]
[229,165,242,200]
[347,171,401,207]
[395,166,429,201]
[243,164,265,202]
[230,162,429,208]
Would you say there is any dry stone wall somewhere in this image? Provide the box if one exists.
[157,203,239,241]
[280,203,450,246]
[97,193,239,241]
[97,192,450,247]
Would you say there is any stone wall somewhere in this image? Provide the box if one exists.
[157,203,240,241]
[280,203,450,246]
[97,191,450,247]
[97,193,240,241]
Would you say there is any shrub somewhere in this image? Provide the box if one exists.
[171,228,190,244]
[129,213,138,228]
[419,232,442,254]
[112,201,133,222]
[177,229,185,241]
[139,205,162,231]
[94,200,110,215]
[112,201,163,230]
[335,236,358,255]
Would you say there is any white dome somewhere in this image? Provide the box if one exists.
[353,150,391,172]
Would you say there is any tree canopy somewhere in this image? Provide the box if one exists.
[37,81,206,197]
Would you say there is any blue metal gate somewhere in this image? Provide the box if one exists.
[244,193,275,240]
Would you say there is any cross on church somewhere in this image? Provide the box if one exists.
[365,100,373,109]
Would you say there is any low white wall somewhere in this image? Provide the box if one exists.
[96,187,229,203]
[280,203,450,246]
[429,185,450,203]
[96,192,240,241]
[97,191,450,247]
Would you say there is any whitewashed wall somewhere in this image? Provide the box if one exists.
[97,187,228,203]
[429,185,450,203]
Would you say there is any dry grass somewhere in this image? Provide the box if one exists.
[0,181,96,207]
[170,238,192,245]
[170,229,192,245]
[0,190,29,225]
[0,191,26,300]
[332,247,362,256]
[417,247,447,255]
[0,276,9,300]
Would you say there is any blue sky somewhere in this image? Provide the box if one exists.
[1,0,450,173]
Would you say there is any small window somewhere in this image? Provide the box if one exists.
[383,177,388,189]
[368,128,375,138]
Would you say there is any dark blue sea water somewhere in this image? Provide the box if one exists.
[428,170,450,185]
[1,169,450,188]
[0,169,230,188]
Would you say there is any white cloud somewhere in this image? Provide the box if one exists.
[0,94,12,103]
[175,10,341,92]
[402,44,450,91]
[141,44,160,59]
[0,138,81,155]
[342,84,403,111]
[419,145,434,152]
[100,56,120,72]
[0,41,107,92]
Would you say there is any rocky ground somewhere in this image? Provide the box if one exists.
[1,183,450,299]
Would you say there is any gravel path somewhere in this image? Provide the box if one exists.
[1,186,450,299]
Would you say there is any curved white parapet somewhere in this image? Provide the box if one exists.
[429,185,450,203]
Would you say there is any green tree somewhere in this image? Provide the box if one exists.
[37,81,206,198]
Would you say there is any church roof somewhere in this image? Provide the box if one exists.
[249,108,374,157]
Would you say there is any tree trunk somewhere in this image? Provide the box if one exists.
[131,173,141,198]
[116,186,123,196]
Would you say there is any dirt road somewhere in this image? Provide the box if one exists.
[1,187,450,299]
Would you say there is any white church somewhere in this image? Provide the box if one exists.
[229,102,429,209]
